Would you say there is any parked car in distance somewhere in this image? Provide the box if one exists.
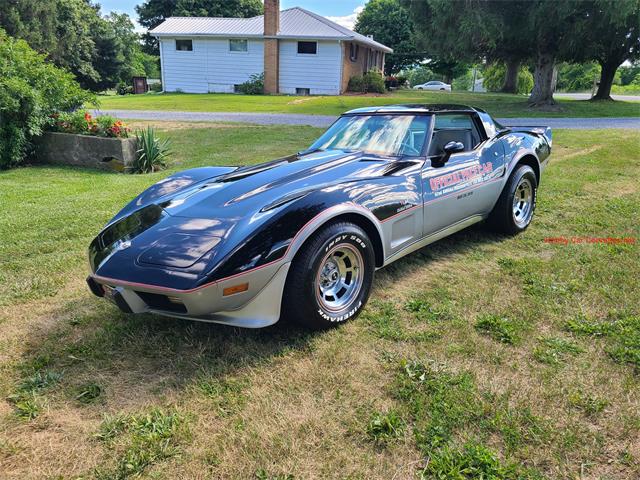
[87,104,552,331]
[413,81,452,91]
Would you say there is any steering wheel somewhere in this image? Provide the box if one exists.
[400,142,421,156]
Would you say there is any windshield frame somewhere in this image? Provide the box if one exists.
[307,113,434,159]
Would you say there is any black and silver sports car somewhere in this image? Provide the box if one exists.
[87,104,551,329]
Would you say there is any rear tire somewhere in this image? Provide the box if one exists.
[488,165,537,235]
[281,222,375,330]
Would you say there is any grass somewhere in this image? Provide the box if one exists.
[0,121,638,478]
[96,89,640,118]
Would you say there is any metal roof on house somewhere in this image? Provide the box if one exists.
[150,7,393,53]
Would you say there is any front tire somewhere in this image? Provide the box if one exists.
[488,165,537,235]
[282,222,375,329]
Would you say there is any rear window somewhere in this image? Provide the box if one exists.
[434,114,474,129]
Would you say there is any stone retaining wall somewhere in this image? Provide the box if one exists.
[35,132,137,172]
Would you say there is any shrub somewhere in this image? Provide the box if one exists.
[116,82,133,95]
[149,82,163,93]
[237,72,264,95]
[0,29,94,169]
[132,127,171,173]
[483,62,534,94]
[348,70,386,93]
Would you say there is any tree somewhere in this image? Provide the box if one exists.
[0,2,160,92]
[0,0,101,86]
[582,0,640,100]
[354,0,421,75]
[399,0,479,85]
[136,0,263,54]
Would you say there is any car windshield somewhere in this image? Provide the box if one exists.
[308,114,431,157]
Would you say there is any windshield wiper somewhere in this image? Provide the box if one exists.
[297,147,324,156]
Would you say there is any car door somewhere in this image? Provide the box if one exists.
[421,113,506,236]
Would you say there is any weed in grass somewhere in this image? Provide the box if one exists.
[6,391,44,420]
[533,337,584,366]
[566,312,640,370]
[95,408,190,479]
[7,368,62,419]
[404,294,455,323]
[395,359,552,469]
[397,360,482,450]
[363,300,442,342]
[19,369,63,391]
[474,314,521,344]
[366,410,405,444]
[195,375,249,416]
[568,390,609,416]
[362,300,404,340]
[75,382,103,404]
[420,442,543,480]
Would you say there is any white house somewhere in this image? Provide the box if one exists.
[150,0,392,95]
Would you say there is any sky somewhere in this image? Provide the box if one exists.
[98,1,368,30]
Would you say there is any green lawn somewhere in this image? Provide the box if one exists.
[97,89,640,117]
[0,123,638,479]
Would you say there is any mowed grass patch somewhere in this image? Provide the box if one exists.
[96,89,640,117]
[0,127,638,478]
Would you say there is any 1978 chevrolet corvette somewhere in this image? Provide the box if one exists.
[87,105,551,329]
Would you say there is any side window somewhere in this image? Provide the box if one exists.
[297,41,317,55]
[229,39,248,52]
[175,39,193,51]
[398,116,430,156]
[350,43,359,61]
[428,114,483,156]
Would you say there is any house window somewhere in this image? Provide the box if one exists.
[297,41,317,55]
[229,39,248,52]
[175,39,193,51]
[349,43,359,62]
[296,88,311,96]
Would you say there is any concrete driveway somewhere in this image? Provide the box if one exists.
[95,109,640,130]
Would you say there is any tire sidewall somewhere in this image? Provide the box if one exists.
[303,226,374,326]
[507,166,537,232]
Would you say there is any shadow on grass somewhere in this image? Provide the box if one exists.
[15,222,506,409]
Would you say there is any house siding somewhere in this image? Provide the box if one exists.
[160,37,264,93]
[278,40,342,95]
[160,38,209,93]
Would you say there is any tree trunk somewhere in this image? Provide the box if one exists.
[501,59,520,94]
[592,61,618,100]
[528,52,556,106]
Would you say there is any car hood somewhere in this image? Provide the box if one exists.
[157,149,397,219]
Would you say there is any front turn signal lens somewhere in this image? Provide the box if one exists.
[223,283,249,296]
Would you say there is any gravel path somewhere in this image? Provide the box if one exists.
[94,109,640,130]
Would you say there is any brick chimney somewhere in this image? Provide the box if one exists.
[263,0,280,94]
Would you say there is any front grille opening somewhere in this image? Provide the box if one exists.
[136,291,188,314]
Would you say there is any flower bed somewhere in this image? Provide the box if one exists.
[50,110,131,138]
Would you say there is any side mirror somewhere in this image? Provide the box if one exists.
[436,141,465,166]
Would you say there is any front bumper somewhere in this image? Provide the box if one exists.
[87,261,291,328]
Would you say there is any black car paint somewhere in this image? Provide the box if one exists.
[88,105,550,292]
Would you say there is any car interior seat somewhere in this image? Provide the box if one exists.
[428,129,474,156]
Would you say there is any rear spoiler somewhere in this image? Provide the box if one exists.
[504,126,552,147]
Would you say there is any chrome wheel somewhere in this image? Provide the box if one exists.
[512,177,534,227]
[316,243,363,312]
